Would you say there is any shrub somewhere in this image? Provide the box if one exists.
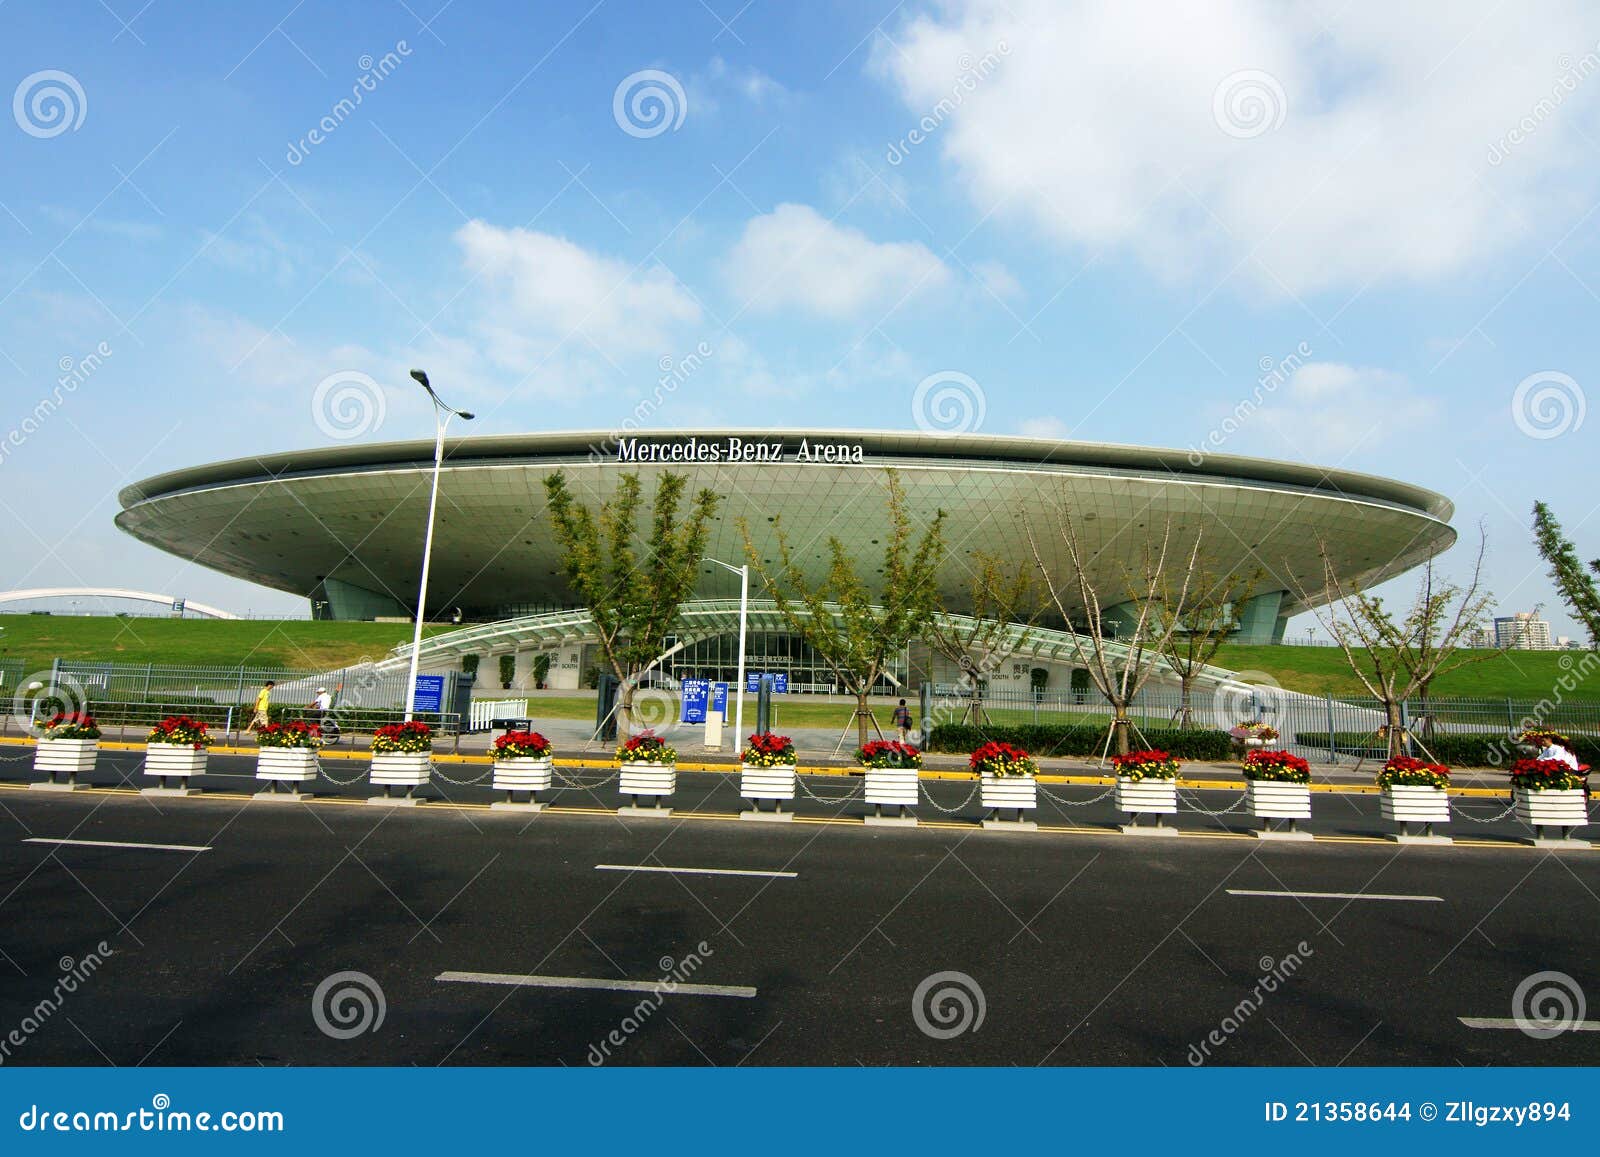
[498,654,516,687]
[618,731,676,764]
[970,741,1037,778]
[926,723,1231,761]
[148,715,210,748]
[1111,749,1180,780]
[256,720,322,749]
[1376,755,1450,790]
[40,712,100,740]
[493,730,551,760]
[855,740,922,769]
[742,732,796,766]
[1509,757,1588,792]
[372,721,433,754]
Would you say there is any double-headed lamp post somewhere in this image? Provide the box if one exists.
[703,557,748,743]
[404,369,474,722]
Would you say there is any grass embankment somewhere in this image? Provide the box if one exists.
[0,615,452,675]
[1213,644,1597,701]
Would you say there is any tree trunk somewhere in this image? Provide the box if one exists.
[1112,709,1132,756]
[1384,699,1404,759]
[969,683,984,727]
[617,678,635,740]
[856,691,871,749]
[1179,675,1194,728]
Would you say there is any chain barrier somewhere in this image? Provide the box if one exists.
[1037,782,1116,807]
[795,773,863,804]
[314,754,369,786]
[1177,788,1250,817]
[430,762,492,787]
[920,781,981,815]
[1450,798,1519,824]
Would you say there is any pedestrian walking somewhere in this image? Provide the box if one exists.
[308,686,338,745]
[892,698,913,744]
[247,680,274,732]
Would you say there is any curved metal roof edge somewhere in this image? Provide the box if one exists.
[117,428,1455,523]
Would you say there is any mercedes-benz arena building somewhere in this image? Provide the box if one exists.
[116,430,1455,692]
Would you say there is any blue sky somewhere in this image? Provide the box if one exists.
[1,0,1597,640]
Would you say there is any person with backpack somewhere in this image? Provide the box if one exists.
[892,698,914,744]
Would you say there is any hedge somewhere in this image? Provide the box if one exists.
[1292,732,1599,768]
[926,723,1232,761]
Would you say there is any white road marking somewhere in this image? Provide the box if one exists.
[436,971,756,998]
[1227,888,1441,902]
[595,863,797,879]
[24,837,211,853]
[1459,1018,1600,1031]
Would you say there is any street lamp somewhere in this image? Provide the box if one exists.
[404,369,475,721]
[704,556,748,744]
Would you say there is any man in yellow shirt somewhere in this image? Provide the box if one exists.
[247,680,274,732]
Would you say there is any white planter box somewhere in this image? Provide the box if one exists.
[35,738,97,777]
[255,747,319,783]
[863,766,920,807]
[1241,737,1278,749]
[492,757,553,793]
[146,742,207,780]
[369,751,431,787]
[619,761,676,799]
[1380,784,1451,824]
[740,764,796,801]
[980,773,1037,812]
[1246,780,1312,820]
[1116,775,1177,815]
[1514,787,1589,830]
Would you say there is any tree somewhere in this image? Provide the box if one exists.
[1531,501,1600,647]
[544,470,720,737]
[1159,568,1262,727]
[1295,531,1497,758]
[1026,513,1203,756]
[741,471,945,748]
[920,554,1042,725]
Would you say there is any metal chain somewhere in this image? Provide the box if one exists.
[553,768,617,790]
[314,754,368,786]
[920,781,981,814]
[431,762,492,787]
[795,773,863,803]
[1038,783,1116,807]
[1177,788,1251,817]
[1451,799,1519,824]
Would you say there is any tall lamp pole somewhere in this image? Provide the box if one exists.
[704,557,748,743]
[404,369,474,721]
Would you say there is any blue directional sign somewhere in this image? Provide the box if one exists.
[746,672,788,693]
[711,682,729,713]
[680,679,709,724]
[412,674,445,713]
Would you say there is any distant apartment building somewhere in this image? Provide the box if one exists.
[1493,612,1553,651]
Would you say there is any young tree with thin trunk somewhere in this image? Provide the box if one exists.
[741,471,945,748]
[543,470,719,738]
[1295,531,1498,758]
[1531,500,1600,648]
[1025,512,1203,756]
[920,554,1042,726]
[1159,568,1262,728]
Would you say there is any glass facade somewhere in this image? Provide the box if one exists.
[665,630,908,695]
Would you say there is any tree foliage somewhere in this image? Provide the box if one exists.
[543,470,719,736]
[742,471,945,746]
[921,554,1042,726]
[1531,500,1600,647]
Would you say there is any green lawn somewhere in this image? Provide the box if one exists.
[0,615,454,675]
[1,614,1591,702]
[1214,644,1598,700]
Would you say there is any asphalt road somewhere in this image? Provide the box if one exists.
[0,750,1596,1067]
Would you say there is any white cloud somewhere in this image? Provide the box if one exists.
[708,56,785,102]
[456,220,702,357]
[1255,362,1439,457]
[972,259,1023,300]
[1017,415,1071,439]
[725,202,952,318]
[875,0,1600,294]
